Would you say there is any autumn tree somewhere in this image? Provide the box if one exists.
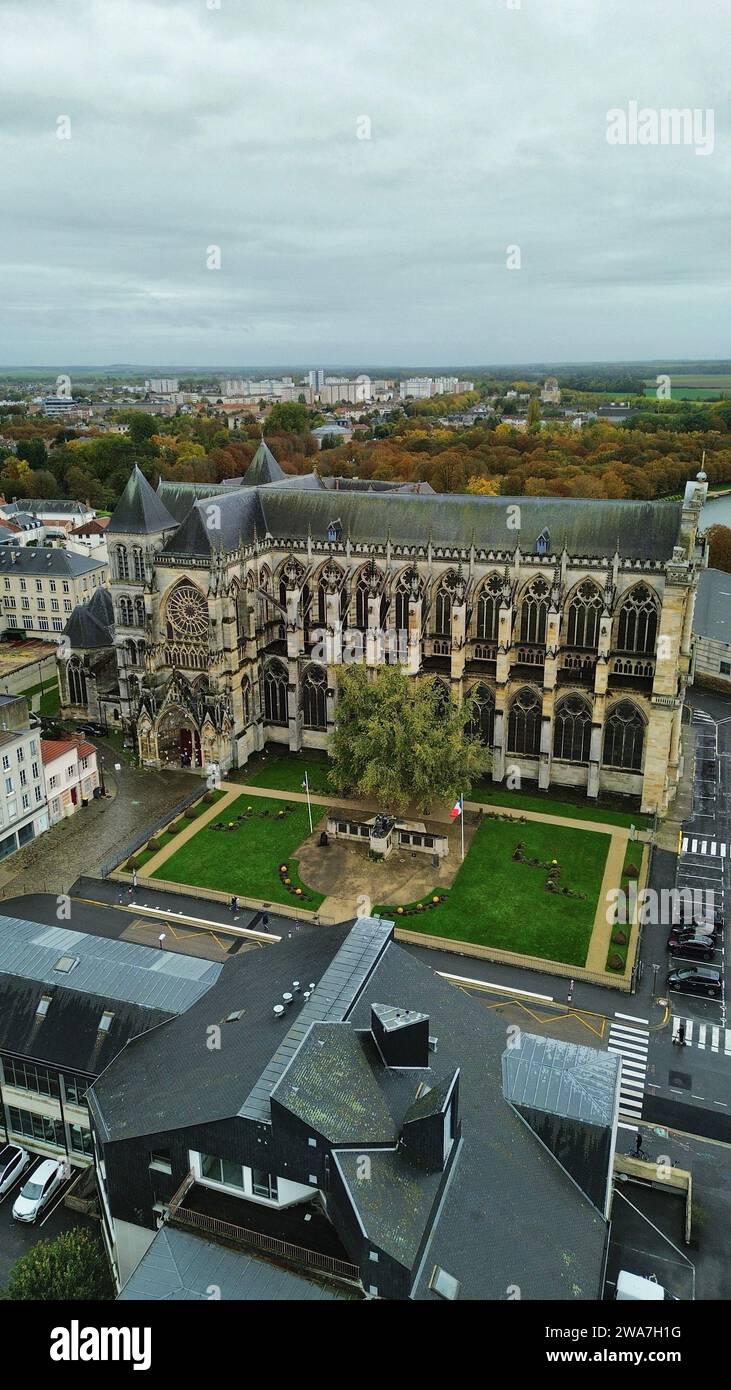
[706,524,731,574]
[328,665,491,812]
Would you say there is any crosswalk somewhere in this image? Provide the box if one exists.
[681,837,729,857]
[671,1017,731,1054]
[607,1016,650,1124]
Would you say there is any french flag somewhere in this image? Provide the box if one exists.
[450,796,463,821]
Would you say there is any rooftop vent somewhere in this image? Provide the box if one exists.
[273,1004,285,1019]
[35,994,52,1020]
[98,1010,115,1033]
[429,1266,461,1301]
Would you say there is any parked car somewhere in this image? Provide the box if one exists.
[667,964,722,998]
[667,932,717,961]
[77,722,106,736]
[673,906,725,930]
[0,1143,30,1198]
[668,921,716,940]
[12,1159,65,1223]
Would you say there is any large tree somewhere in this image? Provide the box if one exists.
[3,1227,114,1301]
[328,665,491,812]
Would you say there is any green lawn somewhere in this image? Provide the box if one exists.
[470,780,651,829]
[387,818,610,966]
[150,793,326,909]
[242,749,333,795]
[240,750,650,830]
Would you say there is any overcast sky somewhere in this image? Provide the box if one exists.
[0,0,728,368]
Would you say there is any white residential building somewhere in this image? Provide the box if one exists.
[0,695,48,864]
[42,736,100,825]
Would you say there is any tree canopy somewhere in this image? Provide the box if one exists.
[2,1226,114,1301]
[328,665,491,812]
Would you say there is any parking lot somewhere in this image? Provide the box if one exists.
[0,1151,93,1289]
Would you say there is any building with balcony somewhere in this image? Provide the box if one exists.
[63,448,708,815]
[88,915,616,1299]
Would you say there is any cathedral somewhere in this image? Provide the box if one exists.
[58,441,708,815]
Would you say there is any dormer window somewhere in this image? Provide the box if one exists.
[535,529,550,556]
[327,519,342,544]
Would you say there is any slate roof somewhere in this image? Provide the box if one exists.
[502,1034,620,1127]
[0,499,88,517]
[0,547,104,577]
[693,566,731,645]
[0,972,171,1076]
[155,479,683,562]
[117,1226,350,1301]
[107,465,177,535]
[65,585,115,649]
[346,944,608,1300]
[91,914,608,1299]
[242,440,286,486]
[271,1021,397,1144]
[157,480,230,525]
[89,923,355,1141]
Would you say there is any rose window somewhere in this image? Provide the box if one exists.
[166,584,208,639]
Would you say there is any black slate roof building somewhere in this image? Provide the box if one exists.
[0,911,222,1169]
[66,447,708,814]
[89,916,613,1301]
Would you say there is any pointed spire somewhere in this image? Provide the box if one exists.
[107,465,176,535]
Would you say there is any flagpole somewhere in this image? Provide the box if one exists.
[304,770,313,834]
[460,792,465,861]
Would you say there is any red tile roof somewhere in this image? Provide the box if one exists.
[41,735,97,764]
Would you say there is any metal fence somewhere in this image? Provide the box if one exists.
[98,782,208,878]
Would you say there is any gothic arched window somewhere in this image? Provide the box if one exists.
[263,660,288,725]
[434,583,453,637]
[68,660,87,706]
[476,575,502,641]
[242,675,252,724]
[431,679,450,717]
[132,546,144,582]
[603,701,646,771]
[553,694,592,763]
[118,596,132,627]
[302,666,328,730]
[507,687,542,757]
[355,573,370,631]
[520,579,550,645]
[134,596,145,628]
[566,582,603,649]
[617,585,658,656]
[468,684,495,746]
[115,546,129,581]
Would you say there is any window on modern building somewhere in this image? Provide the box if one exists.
[8,1106,64,1149]
[149,1151,172,1174]
[252,1170,278,1200]
[721,661,731,676]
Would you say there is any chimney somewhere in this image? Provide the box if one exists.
[371,1003,429,1068]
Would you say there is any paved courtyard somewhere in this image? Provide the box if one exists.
[0,738,194,900]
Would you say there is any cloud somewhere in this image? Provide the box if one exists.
[0,0,727,365]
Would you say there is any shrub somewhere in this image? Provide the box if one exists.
[167,821,180,836]
[202,791,214,804]
[4,1227,114,1301]
[612,928,628,945]
[184,806,198,820]
[146,838,160,853]
[625,862,639,879]
[608,952,625,971]
[126,856,139,872]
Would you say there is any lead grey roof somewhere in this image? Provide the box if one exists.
[0,499,88,517]
[0,914,222,1014]
[65,585,115,649]
[154,477,683,562]
[118,1226,349,1301]
[107,465,177,535]
[502,1034,620,1126]
[692,566,731,645]
[0,547,104,577]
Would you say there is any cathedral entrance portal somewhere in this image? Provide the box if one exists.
[157,706,202,769]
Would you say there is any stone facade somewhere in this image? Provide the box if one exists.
[71,457,709,816]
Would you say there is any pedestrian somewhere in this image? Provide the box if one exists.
[261,913,269,933]
[132,869,138,890]
[230,895,238,914]
[678,1019,686,1046]
[635,1131,643,1156]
